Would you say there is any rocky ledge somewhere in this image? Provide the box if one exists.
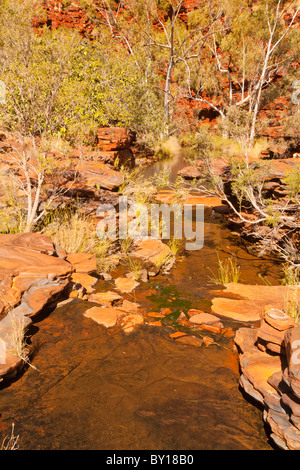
[0,232,98,383]
[235,305,300,450]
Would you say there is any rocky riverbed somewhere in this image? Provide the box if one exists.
[0,129,299,450]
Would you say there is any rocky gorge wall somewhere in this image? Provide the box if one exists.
[34,1,300,138]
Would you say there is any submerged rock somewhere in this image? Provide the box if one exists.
[120,314,144,334]
[175,335,203,348]
[84,306,124,329]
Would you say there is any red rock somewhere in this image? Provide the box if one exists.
[160,308,172,316]
[241,354,282,399]
[264,307,295,331]
[170,331,187,339]
[67,252,97,274]
[120,314,144,333]
[76,161,125,191]
[240,373,264,405]
[84,306,124,328]
[131,239,172,268]
[188,312,221,325]
[203,336,214,346]
[118,299,139,313]
[186,309,205,318]
[146,312,165,318]
[115,277,139,293]
[211,283,300,322]
[281,392,300,418]
[199,324,223,334]
[176,312,187,322]
[88,291,122,306]
[175,335,203,347]
[0,233,55,255]
[266,342,284,355]
[148,321,162,327]
[96,127,134,151]
[179,320,190,327]
[257,320,288,348]
[72,273,98,294]
[221,327,235,338]
[178,166,202,179]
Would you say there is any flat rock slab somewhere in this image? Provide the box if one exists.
[131,239,172,267]
[0,245,72,278]
[118,299,140,313]
[88,291,122,306]
[84,307,125,328]
[77,161,124,191]
[71,273,98,294]
[0,233,73,319]
[211,283,300,322]
[188,312,221,325]
[155,190,222,207]
[265,308,295,331]
[175,335,203,348]
[242,355,282,399]
[115,277,140,293]
[0,233,55,254]
[120,314,144,333]
[66,253,97,274]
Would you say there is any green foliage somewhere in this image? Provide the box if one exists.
[43,210,115,272]
[281,264,300,286]
[0,0,164,146]
[284,171,300,201]
[284,289,300,323]
[230,159,270,205]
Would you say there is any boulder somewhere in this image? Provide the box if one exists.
[264,307,295,331]
[76,161,125,191]
[96,127,134,151]
[177,166,202,179]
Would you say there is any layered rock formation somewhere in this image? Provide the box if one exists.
[0,233,74,382]
[0,233,101,383]
[235,306,300,450]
